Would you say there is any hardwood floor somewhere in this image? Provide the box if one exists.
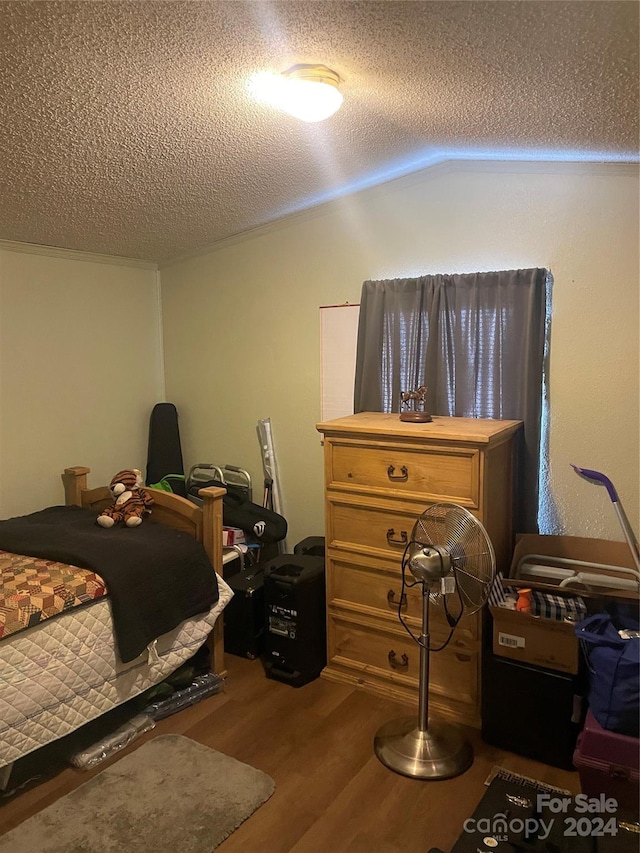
[0,654,580,852]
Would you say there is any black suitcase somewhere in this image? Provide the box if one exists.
[223,567,265,660]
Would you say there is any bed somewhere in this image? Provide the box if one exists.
[0,466,233,776]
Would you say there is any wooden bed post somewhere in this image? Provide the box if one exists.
[62,466,90,506]
[199,485,227,677]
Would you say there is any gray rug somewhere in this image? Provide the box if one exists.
[0,735,275,853]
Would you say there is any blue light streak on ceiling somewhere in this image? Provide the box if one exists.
[279,147,639,218]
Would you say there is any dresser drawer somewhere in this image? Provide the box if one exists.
[327,612,479,710]
[328,558,479,641]
[328,498,481,561]
[327,439,480,507]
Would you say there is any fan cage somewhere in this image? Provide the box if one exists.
[408,503,496,615]
[397,503,495,652]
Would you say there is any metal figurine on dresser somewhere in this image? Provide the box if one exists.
[399,386,432,423]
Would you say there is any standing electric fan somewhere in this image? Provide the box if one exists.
[374,503,496,780]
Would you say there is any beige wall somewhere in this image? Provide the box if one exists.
[1,161,637,553]
[0,247,163,518]
[160,161,639,549]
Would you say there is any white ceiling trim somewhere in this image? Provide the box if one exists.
[0,240,158,269]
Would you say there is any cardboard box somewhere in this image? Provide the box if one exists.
[490,605,580,673]
[222,527,245,547]
[490,534,639,674]
[507,534,639,602]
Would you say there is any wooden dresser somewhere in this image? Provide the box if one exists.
[315,412,522,727]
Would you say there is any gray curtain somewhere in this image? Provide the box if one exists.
[353,268,550,534]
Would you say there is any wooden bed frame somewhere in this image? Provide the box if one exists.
[62,466,227,675]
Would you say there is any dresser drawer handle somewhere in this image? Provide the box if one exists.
[387,589,407,610]
[455,653,472,662]
[387,589,408,610]
[387,464,409,482]
[386,528,408,546]
[388,650,409,671]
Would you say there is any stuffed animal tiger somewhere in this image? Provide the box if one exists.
[97,468,154,528]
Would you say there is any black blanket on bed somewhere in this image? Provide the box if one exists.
[0,505,219,662]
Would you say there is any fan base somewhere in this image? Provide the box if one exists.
[374,716,473,780]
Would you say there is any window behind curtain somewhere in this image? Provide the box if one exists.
[353,268,552,534]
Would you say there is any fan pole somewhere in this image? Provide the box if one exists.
[417,585,430,732]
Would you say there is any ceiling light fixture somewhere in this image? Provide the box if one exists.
[248,64,343,123]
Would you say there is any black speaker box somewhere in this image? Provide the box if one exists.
[293,536,326,558]
[262,554,326,687]
[223,567,265,660]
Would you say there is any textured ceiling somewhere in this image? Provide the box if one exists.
[0,1,638,264]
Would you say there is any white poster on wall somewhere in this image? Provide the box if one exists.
[320,303,360,422]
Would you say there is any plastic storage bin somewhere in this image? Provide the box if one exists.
[573,709,640,815]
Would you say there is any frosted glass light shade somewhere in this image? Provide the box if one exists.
[249,64,343,123]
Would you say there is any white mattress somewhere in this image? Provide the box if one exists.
[0,574,233,769]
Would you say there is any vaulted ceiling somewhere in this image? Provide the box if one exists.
[1,1,637,263]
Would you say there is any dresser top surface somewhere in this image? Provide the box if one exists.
[316,412,522,444]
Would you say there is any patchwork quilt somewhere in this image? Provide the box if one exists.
[0,506,220,662]
[0,551,106,641]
